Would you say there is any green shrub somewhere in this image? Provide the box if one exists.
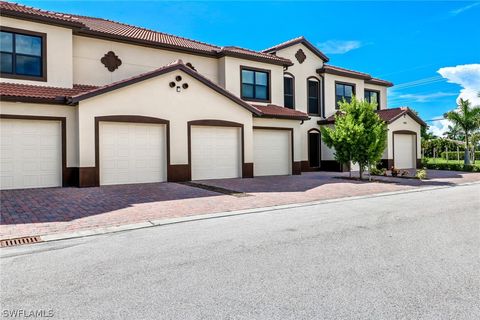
[415,169,427,179]
[424,162,480,172]
[370,167,386,176]
[440,151,480,159]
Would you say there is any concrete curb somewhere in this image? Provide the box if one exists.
[33,181,480,244]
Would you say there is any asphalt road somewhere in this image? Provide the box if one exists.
[1,184,479,320]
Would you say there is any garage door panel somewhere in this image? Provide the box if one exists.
[394,134,415,169]
[0,119,62,190]
[99,122,167,185]
[191,126,240,180]
[253,129,291,176]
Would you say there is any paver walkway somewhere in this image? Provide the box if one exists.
[1,170,479,239]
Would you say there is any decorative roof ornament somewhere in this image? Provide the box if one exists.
[101,51,122,72]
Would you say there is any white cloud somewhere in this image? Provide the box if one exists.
[317,40,363,54]
[437,64,480,106]
[398,92,457,102]
[428,118,452,137]
[450,2,480,15]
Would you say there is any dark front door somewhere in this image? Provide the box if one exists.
[308,132,321,168]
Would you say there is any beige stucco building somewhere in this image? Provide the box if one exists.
[0,1,425,190]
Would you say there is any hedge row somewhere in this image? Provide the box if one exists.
[424,162,480,172]
[440,151,480,159]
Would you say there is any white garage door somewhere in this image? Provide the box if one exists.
[253,129,291,176]
[394,134,415,169]
[0,118,62,190]
[191,126,241,180]
[99,122,167,185]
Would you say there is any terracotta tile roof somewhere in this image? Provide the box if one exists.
[0,82,97,104]
[1,1,291,66]
[318,107,426,126]
[318,65,371,79]
[0,0,83,27]
[251,104,310,120]
[262,36,305,53]
[218,46,292,65]
[377,107,408,122]
[262,36,329,62]
[366,77,394,87]
[72,15,219,54]
[317,65,393,87]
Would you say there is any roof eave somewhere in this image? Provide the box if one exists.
[0,95,69,105]
[365,79,394,87]
[1,10,84,29]
[217,51,293,67]
[317,119,335,125]
[388,110,427,127]
[256,114,310,121]
[316,68,370,81]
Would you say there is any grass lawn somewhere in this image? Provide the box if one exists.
[425,157,480,168]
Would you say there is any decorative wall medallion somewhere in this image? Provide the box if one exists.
[186,62,197,71]
[101,51,122,72]
[169,76,189,92]
[295,49,306,64]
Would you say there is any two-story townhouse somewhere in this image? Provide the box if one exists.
[263,38,426,172]
[0,1,425,190]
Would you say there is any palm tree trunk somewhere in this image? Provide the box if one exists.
[464,134,471,165]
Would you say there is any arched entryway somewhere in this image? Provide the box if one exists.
[308,129,321,168]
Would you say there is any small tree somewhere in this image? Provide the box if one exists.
[444,99,480,165]
[321,97,387,179]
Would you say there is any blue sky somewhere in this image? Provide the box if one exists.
[20,1,480,134]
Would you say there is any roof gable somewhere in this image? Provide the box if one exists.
[67,60,262,115]
[318,107,426,127]
[262,36,329,62]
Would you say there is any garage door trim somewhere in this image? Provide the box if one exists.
[392,130,417,169]
[253,126,294,175]
[188,120,250,179]
[0,114,66,186]
[95,115,170,187]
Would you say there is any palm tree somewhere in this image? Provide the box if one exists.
[444,99,480,165]
[443,124,463,141]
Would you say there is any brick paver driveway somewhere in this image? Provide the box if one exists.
[1,170,479,239]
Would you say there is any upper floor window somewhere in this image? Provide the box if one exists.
[335,82,355,108]
[284,74,294,109]
[308,78,320,115]
[241,67,270,102]
[365,89,380,109]
[0,28,46,81]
